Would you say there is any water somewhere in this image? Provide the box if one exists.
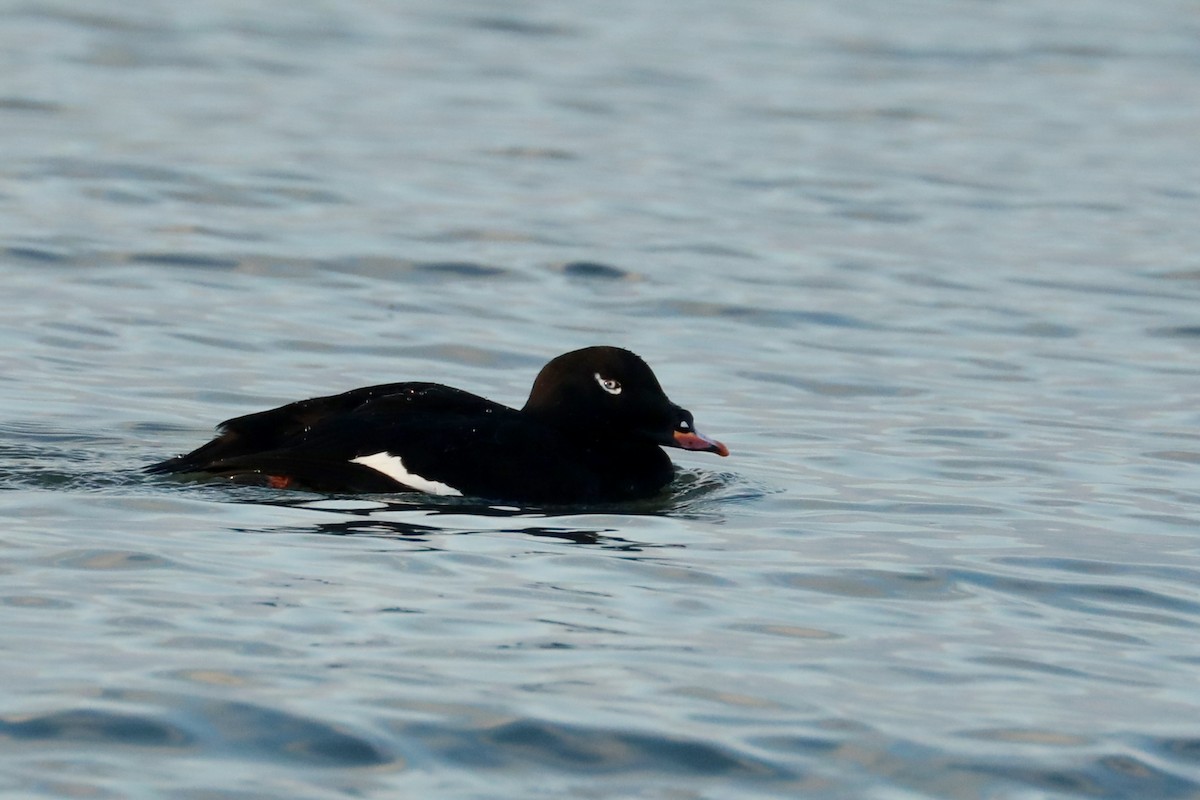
[3,0,1200,797]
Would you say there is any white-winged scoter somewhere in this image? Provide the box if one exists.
[147,346,729,503]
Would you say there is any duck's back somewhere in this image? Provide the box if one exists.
[146,382,508,481]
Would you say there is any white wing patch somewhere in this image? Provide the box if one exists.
[350,452,463,496]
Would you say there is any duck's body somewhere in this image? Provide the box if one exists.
[147,347,728,503]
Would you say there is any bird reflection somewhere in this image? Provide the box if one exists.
[235,512,661,551]
[204,468,750,550]
[225,494,668,550]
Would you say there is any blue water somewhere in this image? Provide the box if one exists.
[3,1,1200,797]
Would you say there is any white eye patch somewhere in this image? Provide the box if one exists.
[594,372,622,395]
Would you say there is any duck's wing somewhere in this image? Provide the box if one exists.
[146,382,508,476]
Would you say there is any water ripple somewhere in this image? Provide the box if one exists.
[401,716,792,779]
[1,698,392,768]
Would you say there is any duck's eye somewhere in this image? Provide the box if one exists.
[594,373,622,395]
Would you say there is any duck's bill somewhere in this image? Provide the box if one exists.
[672,429,730,457]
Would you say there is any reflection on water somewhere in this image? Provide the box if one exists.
[202,469,759,547]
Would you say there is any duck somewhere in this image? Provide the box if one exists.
[147,346,728,503]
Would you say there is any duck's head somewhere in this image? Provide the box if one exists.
[523,346,729,457]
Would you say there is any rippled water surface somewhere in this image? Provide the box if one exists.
[4,1,1200,797]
